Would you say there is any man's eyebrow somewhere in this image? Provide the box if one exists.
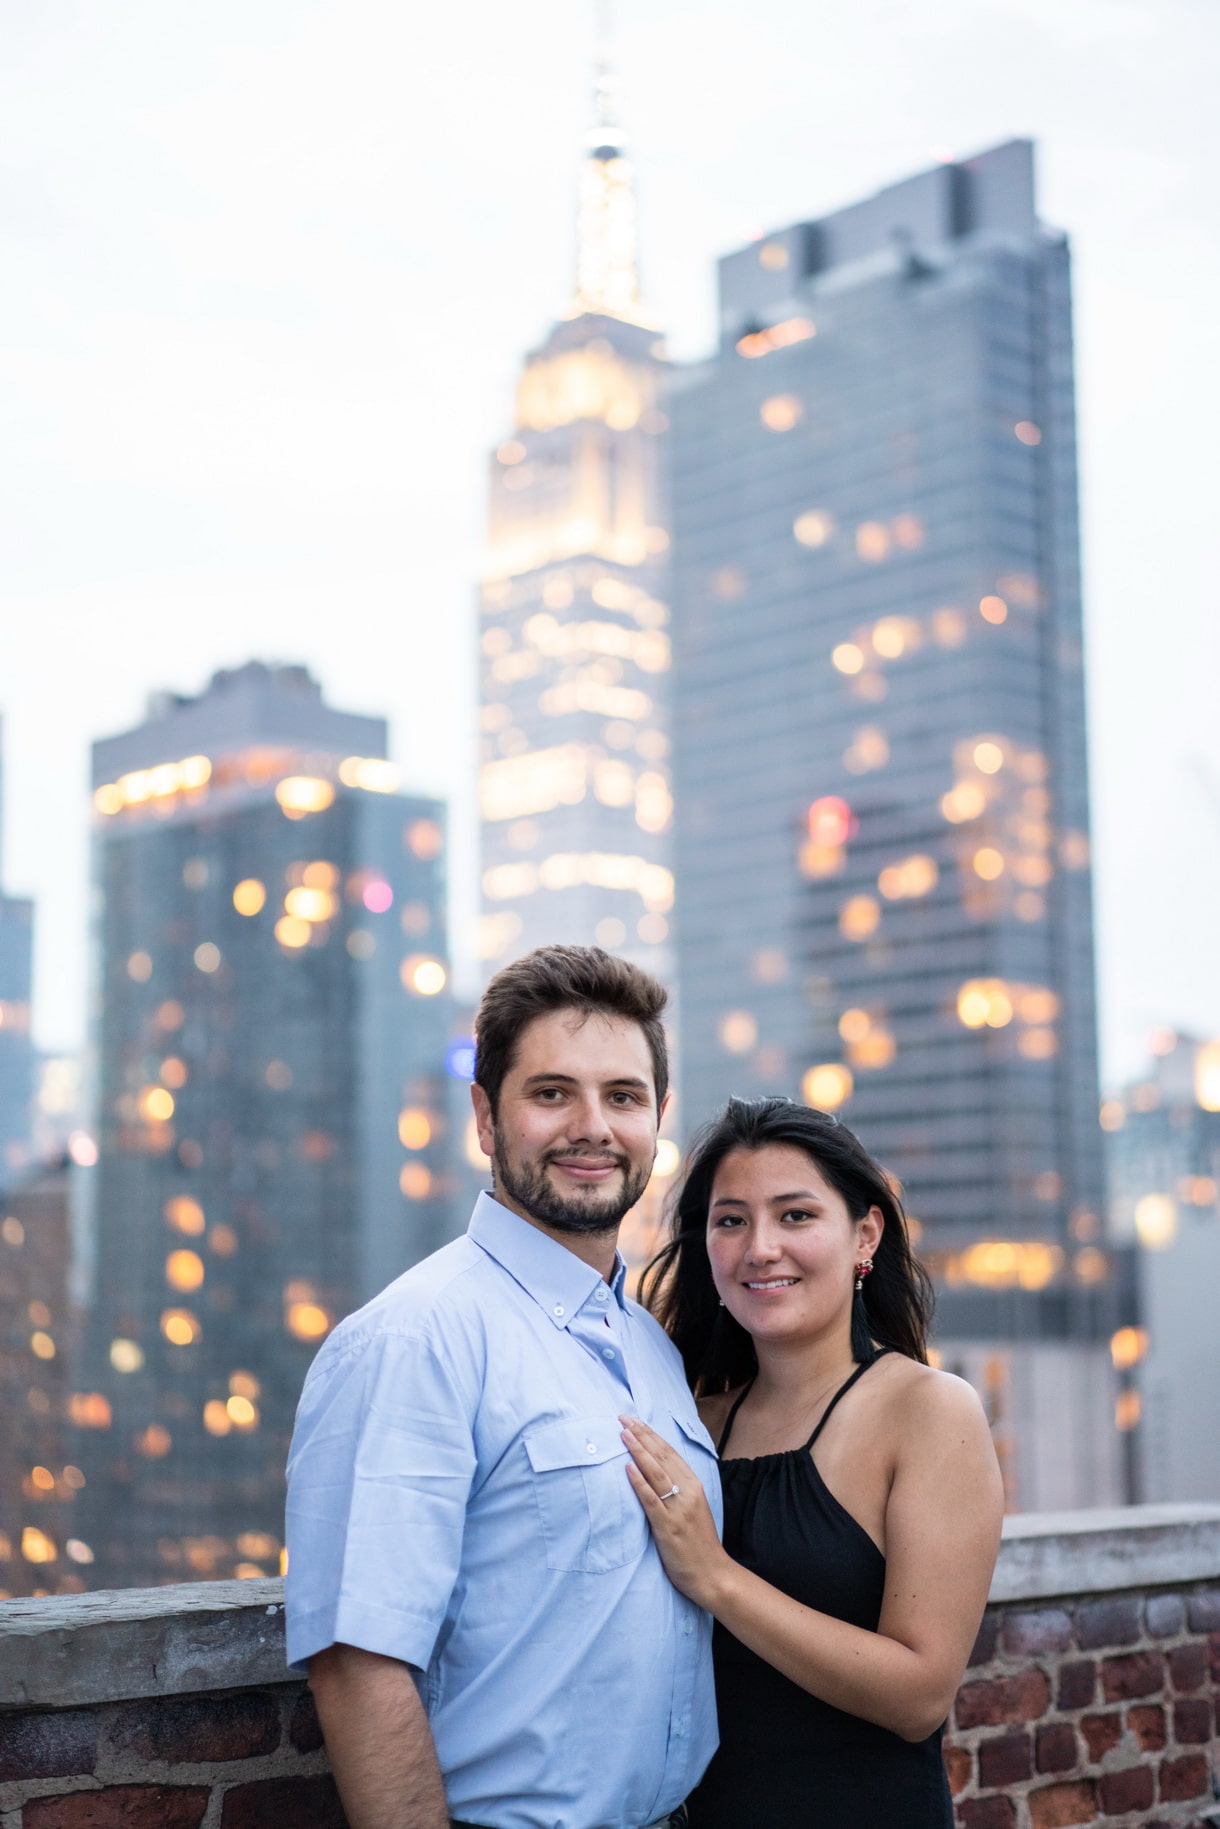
[520,1072,651,1091]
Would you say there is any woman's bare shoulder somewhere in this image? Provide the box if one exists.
[881,1356,991,1438]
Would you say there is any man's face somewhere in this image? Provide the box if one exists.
[472,1008,666,1238]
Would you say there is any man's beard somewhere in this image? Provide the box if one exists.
[493,1132,653,1236]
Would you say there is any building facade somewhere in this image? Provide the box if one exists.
[1103,1032,1220,1504]
[0,1159,77,1598]
[0,717,36,1183]
[670,142,1125,1509]
[71,662,456,1586]
[477,58,674,987]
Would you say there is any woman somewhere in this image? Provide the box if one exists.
[624,1097,1003,1827]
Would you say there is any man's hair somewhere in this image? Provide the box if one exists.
[474,945,669,1117]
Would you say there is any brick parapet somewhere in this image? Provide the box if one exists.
[1,1507,1218,1827]
[945,1581,1220,1828]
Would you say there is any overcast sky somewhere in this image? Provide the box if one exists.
[2,0,1217,1086]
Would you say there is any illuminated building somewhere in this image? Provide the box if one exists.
[670,143,1123,1507]
[0,716,36,1181]
[72,662,455,1586]
[0,1159,76,1598]
[1103,1032,1220,1503]
[478,44,673,981]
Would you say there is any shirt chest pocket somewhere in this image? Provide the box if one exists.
[524,1414,649,1574]
[667,1408,723,1528]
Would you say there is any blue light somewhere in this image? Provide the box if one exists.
[446,1038,477,1082]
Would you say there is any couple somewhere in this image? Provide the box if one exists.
[285,946,1003,1829]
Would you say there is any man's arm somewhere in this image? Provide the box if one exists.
[309,1643,448,1829]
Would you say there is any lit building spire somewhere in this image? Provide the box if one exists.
[571,1,648,323]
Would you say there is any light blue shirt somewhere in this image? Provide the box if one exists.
[285,1191,722,1829]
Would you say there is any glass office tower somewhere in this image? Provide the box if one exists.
[72,662,455,1585]
[670,143,1126,1508]
[478,54,674,985]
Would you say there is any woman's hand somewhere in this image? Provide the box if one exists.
[620,1416,731,1610]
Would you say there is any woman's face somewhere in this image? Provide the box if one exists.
[706,1143,881,1349]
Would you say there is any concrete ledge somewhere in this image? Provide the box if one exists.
[0,1578,290,1710]
[995,1502,1220,1603]
[2,1506,1219,1711]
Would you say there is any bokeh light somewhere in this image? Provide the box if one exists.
[802,1063,853,1110]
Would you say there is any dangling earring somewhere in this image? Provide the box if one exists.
[854,1258,874,1295]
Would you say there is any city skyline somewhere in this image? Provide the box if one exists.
[1,5,1217,1605]
[1,0,1219,1088]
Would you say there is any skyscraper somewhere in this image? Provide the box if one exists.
[477,44,674,985]
[670,143,1124,1508]
[72,662,455,1586]
[0,716,36,1183]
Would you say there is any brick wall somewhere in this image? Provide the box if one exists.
[1,1508,1218,1828]
[0,1682,341,1828]
[946,1584,1220,1829]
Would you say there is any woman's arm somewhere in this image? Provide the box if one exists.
[622,1372,1002,1742]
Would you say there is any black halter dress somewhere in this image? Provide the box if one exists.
[687,1355,954,1829]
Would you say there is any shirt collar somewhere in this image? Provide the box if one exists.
[468,1190,629,1327]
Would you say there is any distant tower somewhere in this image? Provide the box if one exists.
[1104,1031,1220,1504]
[477,14,674,984]
[670,145,1123,1510]
[0,714,36,1183]
[72,663,456,1587]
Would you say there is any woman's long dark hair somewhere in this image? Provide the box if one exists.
[640,1096,934,1393]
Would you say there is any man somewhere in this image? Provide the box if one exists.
[285,945,721,1829]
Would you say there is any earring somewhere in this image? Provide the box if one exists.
[854,1258,874,1294]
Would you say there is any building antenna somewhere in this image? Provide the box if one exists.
[571,0,646,322]
[594,0,614,125]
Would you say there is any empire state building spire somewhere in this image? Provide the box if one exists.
[571,3,648,323]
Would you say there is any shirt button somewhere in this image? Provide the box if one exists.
[602,1347,615,1360]
[683,1619,694,1634]
[595,1286,609,1301]
[553,1304,565,1318]
[586,1441,597,1454]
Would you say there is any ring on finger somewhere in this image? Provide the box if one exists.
[659,1483,681,1501]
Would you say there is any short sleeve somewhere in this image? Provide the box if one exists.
[284,1323,478,1671]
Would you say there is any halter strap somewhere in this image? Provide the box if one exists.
[716,1378,755,1457]
[717,1349,892,1458]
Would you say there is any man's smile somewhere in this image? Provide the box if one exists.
[547,1154,622,1182]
